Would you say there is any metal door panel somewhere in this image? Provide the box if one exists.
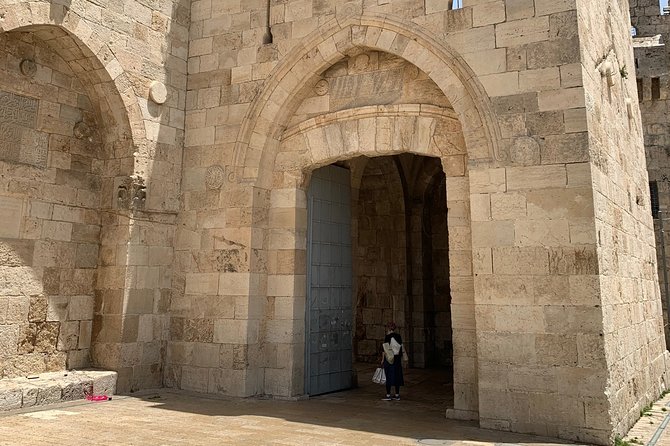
[305,165,353,396]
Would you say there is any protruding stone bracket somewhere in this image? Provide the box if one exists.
[116,176,147,211]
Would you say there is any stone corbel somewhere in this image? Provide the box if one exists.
[116,176,147,210]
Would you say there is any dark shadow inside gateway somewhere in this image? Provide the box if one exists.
[305,154,453,408]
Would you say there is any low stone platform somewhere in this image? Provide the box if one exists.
[0,370,116,412]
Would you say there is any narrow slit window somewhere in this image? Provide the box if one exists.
[651,181,660,219]
[637,78,644,102]
[652,77,661,100]
[450,0,463,9]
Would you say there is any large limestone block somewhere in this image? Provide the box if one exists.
[496,17,550,47]
[213,319,252,344]
[0,196,23,238]
[506,165,567,190]
[492,247,550,275]
[514,219,570,246]
[0,382,22,411]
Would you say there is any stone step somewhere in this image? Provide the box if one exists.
[0,370,117,412]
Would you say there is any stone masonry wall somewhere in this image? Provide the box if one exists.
[579,0,669,437]
[180,0,670,442]
[0,0,189,392]
[462,1,610,441]
[631,0,665,36]
[0,0,665,444]
[0,30,103,378]
[632,0,670,345]
[353,157,406,363]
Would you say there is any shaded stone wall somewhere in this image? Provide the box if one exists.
[425,174,452,368]
[0,0,189,392]
[631,0,664,36]
[403,156,452,369]
[0,30,104,379]
[353,157,406,363]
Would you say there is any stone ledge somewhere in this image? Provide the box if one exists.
[0,370,117,412]
[445,407,478,421]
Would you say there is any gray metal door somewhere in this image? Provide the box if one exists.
[305,165,353,396]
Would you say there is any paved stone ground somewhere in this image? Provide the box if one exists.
[0,365,667,446]
[0,364,568,446]
[0,391,571,446]
[623,392,670,446]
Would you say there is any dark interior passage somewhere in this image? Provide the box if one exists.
[346,154,452,371]
[306,155,453,398]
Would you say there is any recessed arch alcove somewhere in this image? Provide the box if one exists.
[0,21,136,379]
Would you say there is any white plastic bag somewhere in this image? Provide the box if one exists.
[382,342,395,363]
[372,367,386,384]
[390,337,402,355]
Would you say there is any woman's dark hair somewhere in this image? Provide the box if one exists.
[386,321,397,331]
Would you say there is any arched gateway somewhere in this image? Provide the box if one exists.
[210,8,669,444]
[0,2,667,445]
[230,14,497,421]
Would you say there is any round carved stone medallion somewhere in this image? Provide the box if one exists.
[149,81,168,104]
[511,136,540,165]
[73,121,92,140]
[404,65,420,80]
[205,165,225,190]
[314,79,329,96]
[20,59,37,78]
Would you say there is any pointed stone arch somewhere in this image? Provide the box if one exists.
[233,13,502,189]
[0,2,143,160]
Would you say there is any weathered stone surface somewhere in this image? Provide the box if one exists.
[0,91,47,169]
[28,296,47,323]
[0,370,116,412]
[0,0,664,444]
[0,383,21,411]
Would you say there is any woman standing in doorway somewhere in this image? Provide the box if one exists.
[381,321,404,401]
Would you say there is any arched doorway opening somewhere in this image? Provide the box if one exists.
[305,155,453,408]
[246,18,492,419]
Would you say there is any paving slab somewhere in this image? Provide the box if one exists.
[624,392,670,446]
[1,366,668,446]
[0,385,577,446]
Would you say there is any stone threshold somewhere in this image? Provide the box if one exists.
[0,370,117,412]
